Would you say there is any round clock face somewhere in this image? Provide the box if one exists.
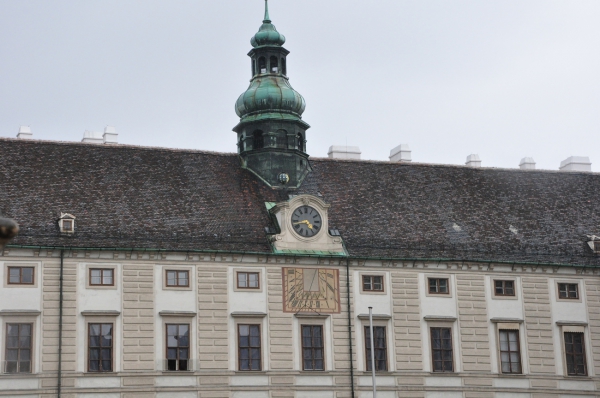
[291,205,322,237]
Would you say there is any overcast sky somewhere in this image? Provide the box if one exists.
[1,0,598,171]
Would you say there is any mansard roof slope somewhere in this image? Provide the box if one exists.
[1,138,598,266]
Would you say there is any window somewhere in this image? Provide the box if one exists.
[564,332,587,376]
[166,270,189,287]
[166,324,190,371]
[238,324,261,371]
[301,325,324,371]
[297,133,304,152]
[8,267,34,285]
[251,59,256,76]
[429,278,449,294]
[88,323,113,372]
[495,280,515,296]
[365,326,387,371]
[270,56,278,73]
[5,323,32,373]
[281,57,287,75]
[558,283,578,299]
[90,269,114,286]
[431,327,453,372]
[253,130,264,149]
[499,330,521,374]
[362,275,383,292]
[258,57,266,73]
[62,220,73,232]
[237,272,259,289]
[58,213,76,233]
[276,131,287,148]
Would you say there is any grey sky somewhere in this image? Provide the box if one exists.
[1,0,598,171]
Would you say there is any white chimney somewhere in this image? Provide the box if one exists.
[17,126,33,139]
[559,156,591,172]
[328,145,361,160]
[466,154,481,167]
[103,126,118,144]
[519,157,536,170]
[389,144,411,162]
[82,131,104,144]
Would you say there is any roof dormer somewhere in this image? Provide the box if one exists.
[587,235,600,255]
[59,213,76,234]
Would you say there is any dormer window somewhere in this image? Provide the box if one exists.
[59,213,76,234]
[587,235,600,254]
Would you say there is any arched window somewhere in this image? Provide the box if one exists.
[251,59,256,76]
[258,57,267,74]
[276,130,288,148]
[297,133,304,152]
[281,57,287,75]
[238,135,245,152]
[253,130,264,149]
[270,56,279,73]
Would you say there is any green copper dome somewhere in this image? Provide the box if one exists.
[251,1,285,47]
[235,76,306,121]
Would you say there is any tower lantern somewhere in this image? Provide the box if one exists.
[233,0,311,189]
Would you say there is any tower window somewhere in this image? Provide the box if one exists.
[239,135,245,152]
[253,130,264,149]
[270,56,278,73]
[297,133,304,152]
[258,57,266,74]
[251,60,256,76]
[281,57,287,75]
[276,130,287,148]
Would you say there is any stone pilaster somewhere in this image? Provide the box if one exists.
[391,271,423,371]
[522,276,555,374]
[456,274,491,372]
[584,279,600,375]
[267,266,293,370]
[197,266,229,370]
[122,264,155,372]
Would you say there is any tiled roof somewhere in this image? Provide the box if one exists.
[1,138,599,266]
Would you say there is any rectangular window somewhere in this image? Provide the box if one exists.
[8,267,34,285]
[499,330,522,374]
[301,325,324,371]
[166,324,190,371]
[166,270,189,287]
[5,323,32,373]
[90,269,114,286]
[237,272,260,289]
[494,280,515,296]
[564,332,587,376]
[558,283,578,299]
[62,219,73,232]
[238,324,261,371]
[428,278,449,294]
[362,275,384,292]
[431,327,453,372]
[88,323,113,372]
[365,326,387,371]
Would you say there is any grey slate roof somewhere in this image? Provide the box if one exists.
[1,138,599,266]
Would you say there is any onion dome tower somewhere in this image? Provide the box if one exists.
[234,0,311,189]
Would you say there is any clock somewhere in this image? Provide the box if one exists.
[282,267,340,313]
[291,205,322,238]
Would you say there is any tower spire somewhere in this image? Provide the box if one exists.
[263,0,271,23]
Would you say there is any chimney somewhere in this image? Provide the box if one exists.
[389,144,411,162]
[559,156,591,172]
[328,145,361,160]
[103,126,118,144]
[465,154,481,167]
[519,157,536,170]
[82,131,104,144]
[17,126,33,139]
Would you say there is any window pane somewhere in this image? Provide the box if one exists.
[238,273,247,287]
[7,324,19,336]
[439,279,448,293]
[249,273,259,288]
[429,279,436,292]
[9,268,20,283]
[103,270,113,285]
[90,324,101,336]
[166,271,176,286]
[178,271,188,286]
[22,268,33,283]
[19,361,31,373]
